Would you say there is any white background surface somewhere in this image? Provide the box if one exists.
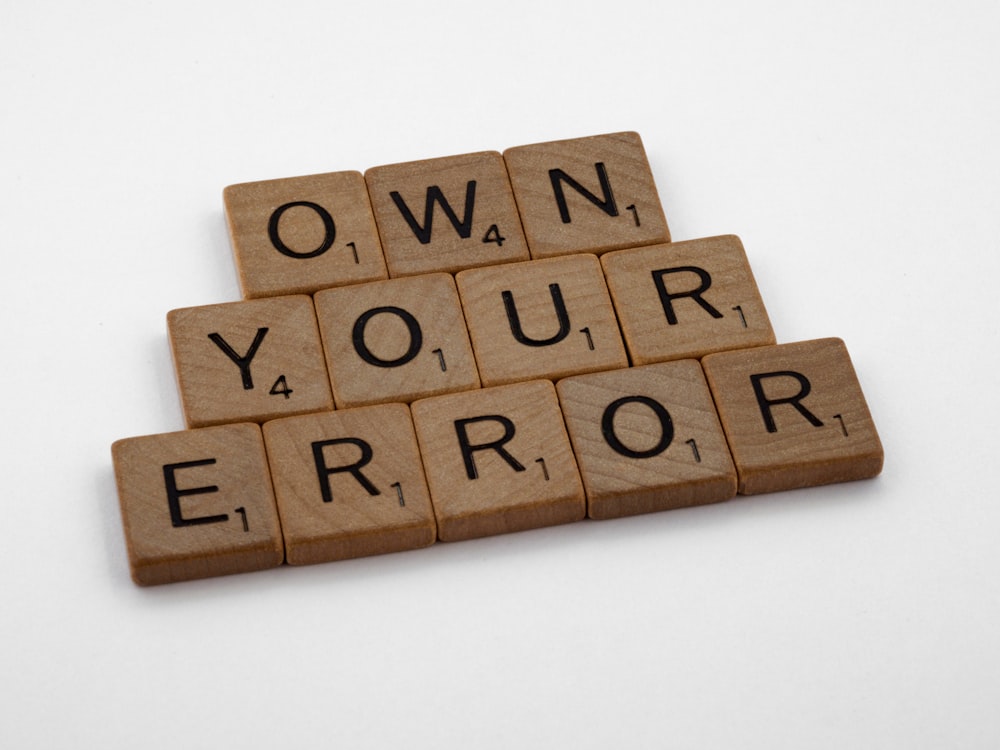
[3,2,998,747]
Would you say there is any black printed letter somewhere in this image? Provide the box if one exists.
[208,328,269,389]
[311,438,380,503]
[502,284,571,347]
[548,162,618,224]
[267,201,336,259]
[390,181,476,244]
[601,395,674,459]
[352,306,423,367]
[454,415,526,480]
[163,459,228,528]
[651,267,724,325]
[750,371,824,433]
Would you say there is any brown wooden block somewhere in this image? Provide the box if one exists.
[410,380,585,542]
[262,404,436,565]
[111,423,284,586]
[314,273,480,408]
[168,295,333,428]
[455,254,628,387]
[365,151,530,277]
[702,338,884,494]
[557,360,737,520]
[601,235,776,364]
[223,171,387,298]
[503,131,670,259]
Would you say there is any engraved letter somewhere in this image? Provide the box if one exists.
[311,437,380,503]
[750,371,824,433]
[390,181,477,244]
[548,162,618,223]
[163,459,228,528]
[601,395,674,459]
[651,266,724,325]
[454,415,526,480]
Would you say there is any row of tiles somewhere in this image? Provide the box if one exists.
[224,131,672,298]
[171,237,775,429]
[113,339,883,585]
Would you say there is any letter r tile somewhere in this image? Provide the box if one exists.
[223,171,387,299]
[168,295,333,428]
[112,423,284,586]
[503,131,670,259]
[601,235,776,364]
[262,404,436,565]
[557,360,736,520]
[702,338,884,494]
[365,151,530,277]
[410,380,585,542]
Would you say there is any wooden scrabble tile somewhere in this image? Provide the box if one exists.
[410,380,585,542]
[557,360,737,520]
[314,273,480,408]
[601,235,776,364]
[365,151,530,277]
[503,131,670,259]
[702,338,883,494]
[112,423,284,586]
[223,171,387,298]
[262,404,436,565]
[455,254,628,387]
[168,295,333,428]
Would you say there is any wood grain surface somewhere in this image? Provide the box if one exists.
[224,170,387,298]
[602,235,775,363]
[366,151,529,277]
[503,131,670,258]
[262,404,436,565]
[411,380,585,542]
[168,295,333,427]
[456,253,627,386]
[314,272,480,407]
[557,360,737,519]
[112,423,284,585]
[702,338,883,494]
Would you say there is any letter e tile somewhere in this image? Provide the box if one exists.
[557,360,737,519]
[503,131,670,258]
[263,404,436,565]
[411,380,585,542]
[111,423,283,585]
[223,171,387,298]
[702,338,884,494]
[168,295,333,427]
